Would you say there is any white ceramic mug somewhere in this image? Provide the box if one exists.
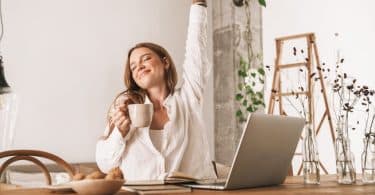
[128,104,153,128]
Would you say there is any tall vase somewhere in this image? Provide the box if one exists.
[302,123,320,184]
[361,133,375,184]
[0,92,18,183]
[335,121,356,184]
[0,93,18,151]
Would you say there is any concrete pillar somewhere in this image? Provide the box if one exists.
[212,0,263,165]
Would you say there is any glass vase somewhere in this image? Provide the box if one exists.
[0,92,18,183]
[302,123,320,184]
[0,92,18,151]
[335,121,356,184]
[361,133,375,184]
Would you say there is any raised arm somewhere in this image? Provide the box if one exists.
[181,0,209,104]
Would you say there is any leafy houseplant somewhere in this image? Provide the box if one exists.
[233,0,266,7]
[236,58,265,122]
[233,0,266,122]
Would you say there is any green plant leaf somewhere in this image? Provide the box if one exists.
[258,0,266,7]
[243,71,248,77]
[258,67,265,76]
[240,57,245,66]
[242,99,248,106]
[236,110,243,117]
[244,62,249,70]
[259,78,264,84]
[251,72,256,78]
[246,89,254,95]
[238,70,247,77]
[238,83,243,90]
[247,106,254,112]
[246,87,254,95]
[256,92,264,99]
[236,93,244,101]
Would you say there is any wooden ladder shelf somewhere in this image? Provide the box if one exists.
[267,32,335,175]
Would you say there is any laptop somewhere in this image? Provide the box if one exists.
[185,113,305,190]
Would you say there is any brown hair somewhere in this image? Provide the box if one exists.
[124,42,178,94]
[105,42,178,135]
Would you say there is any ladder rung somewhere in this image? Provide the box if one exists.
[276,91,308,96]
[278,62,307,69]
[275,32,314,41]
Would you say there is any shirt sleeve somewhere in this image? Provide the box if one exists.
[96,125,130,173]
[181,4,210,104]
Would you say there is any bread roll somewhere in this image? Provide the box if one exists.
[85,171,106,179]
[107,167,124,179]
[72,173,85,181]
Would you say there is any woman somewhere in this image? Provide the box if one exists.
[96,0,216,180]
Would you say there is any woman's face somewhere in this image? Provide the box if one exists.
[129,47,168,89]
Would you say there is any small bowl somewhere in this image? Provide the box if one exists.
[70,179,125,195]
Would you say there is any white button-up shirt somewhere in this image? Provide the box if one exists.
[96,4,216,181]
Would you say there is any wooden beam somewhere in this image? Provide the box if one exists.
[275,32,314,41]
[316,111,327,135]
[278,62,308,69]
[276,91,308,97]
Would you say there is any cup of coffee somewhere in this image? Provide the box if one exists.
[128,104,153,128]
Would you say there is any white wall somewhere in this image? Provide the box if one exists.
[263,0,375,173]
[3,0,214,163]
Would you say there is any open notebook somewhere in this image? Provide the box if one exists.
[123,171,198,186]
[122,185,192,194]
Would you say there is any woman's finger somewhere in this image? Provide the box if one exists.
[118,106,128,114]
[117,104,126,109]
[122,119,131,130]
[117,118,131,136]
[112,112,121,122]
[114,110,125,120]
[122,118,130,128]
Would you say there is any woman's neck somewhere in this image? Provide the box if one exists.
[147,85,169,110]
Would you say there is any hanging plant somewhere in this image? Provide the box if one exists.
[233,0,266,7]
[235,57,265,122]
[233,0,266,122]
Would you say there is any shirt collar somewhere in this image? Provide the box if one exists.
[144,93,172,107]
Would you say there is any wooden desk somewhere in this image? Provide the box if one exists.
[1,175,375,194]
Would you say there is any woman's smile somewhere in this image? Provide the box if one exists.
[138,69,151,79]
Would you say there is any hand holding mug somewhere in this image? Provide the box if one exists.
[112,104,131,137]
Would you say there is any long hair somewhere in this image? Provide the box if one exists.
[105,42,178,135]
[124,42,178,95]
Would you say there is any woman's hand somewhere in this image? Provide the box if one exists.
[112,104,131,138]
[192,0,207,6]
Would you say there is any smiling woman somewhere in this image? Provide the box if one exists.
[95,0,217,181]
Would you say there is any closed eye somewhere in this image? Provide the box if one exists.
[143,55,151,61]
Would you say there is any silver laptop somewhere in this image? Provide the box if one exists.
[185,113,304,190]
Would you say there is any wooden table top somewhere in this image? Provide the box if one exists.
[1,175,375,195]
